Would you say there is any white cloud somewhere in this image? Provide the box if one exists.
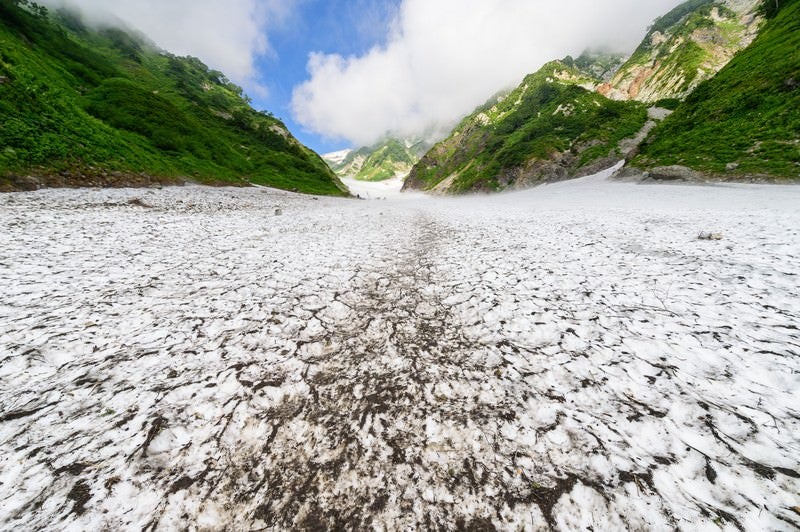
[40,0,294,90]
[292,0,681,146]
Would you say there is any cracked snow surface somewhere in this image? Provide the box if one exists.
[1,173,799,531]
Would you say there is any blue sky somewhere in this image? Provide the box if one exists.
[252,0,401,154]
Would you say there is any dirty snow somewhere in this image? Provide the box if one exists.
[1,173,799,531]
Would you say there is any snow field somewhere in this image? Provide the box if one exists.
[1,175,799,530]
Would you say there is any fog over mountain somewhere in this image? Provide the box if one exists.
[39,0,294,93]
[39,0,682,149]
[291,0,681,145]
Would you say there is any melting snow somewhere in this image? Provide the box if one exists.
[1,174,799,530]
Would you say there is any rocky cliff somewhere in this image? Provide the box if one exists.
[404,0,794,194]
[630,0,800,180]
[600,0,762,103]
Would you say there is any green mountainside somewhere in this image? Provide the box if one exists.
[567,50,626,82]
[324,138,431,182]
[0,0,347,195]
[602,0,762,103]
[632,0,800,179]
[324,147,371,178]
[404,59,648,193]
[406,0,797,194]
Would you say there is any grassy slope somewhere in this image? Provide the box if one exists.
[407,61,647,193]
[354,139,421,181]
[633,0,800,178]
[326,138,428,182]
[0,2,346,195]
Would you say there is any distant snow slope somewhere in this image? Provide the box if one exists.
[340,176,408,199]
[322,148,353,167]
[1,174,799,530]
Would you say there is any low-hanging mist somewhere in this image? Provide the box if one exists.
[292,0,681,146]
[38,0,295,93]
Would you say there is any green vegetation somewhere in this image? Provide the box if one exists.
[653,98,682,110]
[326,137,430,182]
[760,0,792,18]
[609,0,757,103]
[634,0,800,179]
[407,61,647,193]
[565,50,626,81]
[0,0,346,195]
[354,139,416,181]
[639,0,714,52]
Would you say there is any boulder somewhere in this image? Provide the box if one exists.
[574,157,619,178]
[13,175,41,191]
[612,166,646,181]
[647,165,701,181]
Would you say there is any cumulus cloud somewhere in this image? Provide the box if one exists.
[39,0,294,89]
[292,0,681,146]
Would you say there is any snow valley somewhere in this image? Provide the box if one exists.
[1,0,799,529]
[1,171,799,529]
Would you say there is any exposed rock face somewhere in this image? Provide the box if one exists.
[603,0,763,103]
[629,0,800,181]
[612,166,648,181]
[1,175,39,192]
[406,1,770,195]
[402,155,438,192]
[620,164,711,182]
[647,165,703,180]
[324,148,368,177]
[407,0,781,195]
[1,171,186,193]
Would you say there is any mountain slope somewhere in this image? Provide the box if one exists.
[630,0,800,179]
[324,137,431,182]
[0,1,347,195]
[324,147,368,178]
[404,60,648,193]
[601,0,762,103]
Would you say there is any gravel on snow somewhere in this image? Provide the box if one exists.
[1,171,799,530]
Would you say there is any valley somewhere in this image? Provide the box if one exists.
[1,0,799,529]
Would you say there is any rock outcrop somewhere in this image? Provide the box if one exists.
[602,0,762,103]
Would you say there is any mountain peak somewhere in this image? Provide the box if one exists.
[324,137,433,182]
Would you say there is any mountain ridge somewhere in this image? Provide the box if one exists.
[0,0,347,195]
[403,57,649,193]
[405,0,796,194]
[600,0,762,103]
[324,137,431,182]
[629,0,800,180]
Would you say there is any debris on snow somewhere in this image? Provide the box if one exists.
[0,177,798,530]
